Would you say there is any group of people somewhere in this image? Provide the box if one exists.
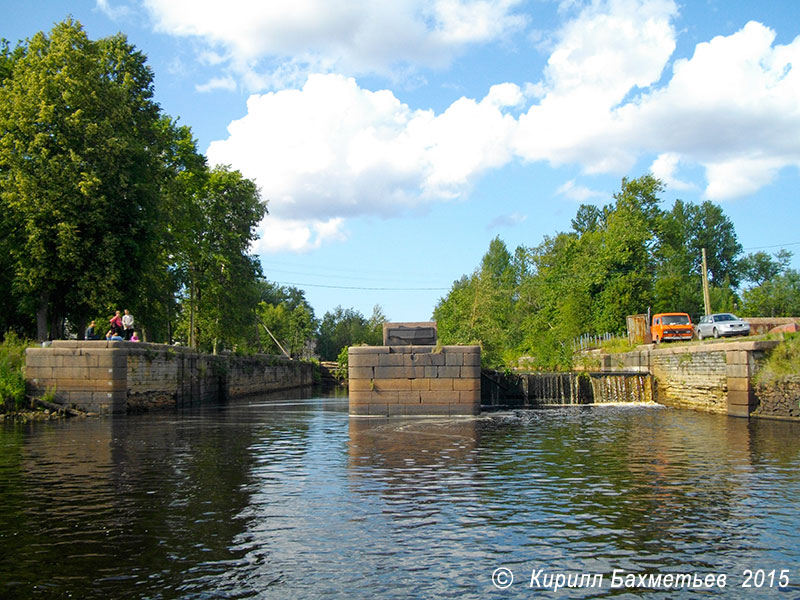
[84,309,140,342]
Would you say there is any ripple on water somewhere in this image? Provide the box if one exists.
[0,401,798,598]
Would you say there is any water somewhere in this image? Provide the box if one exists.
[1,392,799,599]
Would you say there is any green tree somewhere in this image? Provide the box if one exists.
[174,166,267,353]
[435,237,519,366]
[316,306,384,361]
[740,250,792,286]
[742,270,800,317]
[0,20,164,339]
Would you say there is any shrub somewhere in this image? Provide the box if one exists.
[335,346,348,380]
[0,332,32,412]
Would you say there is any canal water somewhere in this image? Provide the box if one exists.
[0,391,798,599]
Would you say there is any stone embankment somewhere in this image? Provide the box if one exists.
[26,341,314,414]
[584,339,794,419]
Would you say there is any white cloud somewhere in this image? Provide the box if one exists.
[556,179,605,202]
[649,153,694,191]
[201,0,800,251]
[487,212,528,229]
[207,74,520,251]
[255,217,347,253]
[142,0,526,88]
[622,20,800,198]
[514,0,678,172]
[195,76,237,93]
[703,157,784,200]
[95,0,134,20]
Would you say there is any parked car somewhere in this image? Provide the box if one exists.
[695,313,750,339]
[651,313,694,343]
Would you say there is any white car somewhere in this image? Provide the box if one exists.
[695,313,750,340]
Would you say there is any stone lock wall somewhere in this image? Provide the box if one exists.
[585,340,780,417]
[26,341,314,414]
[348,345,481,416]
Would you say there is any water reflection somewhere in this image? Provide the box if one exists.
[0,399,797,599]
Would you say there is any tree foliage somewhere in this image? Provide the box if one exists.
[316,305,386,361]
[0,20,268,353]
[434,175,754,370]
[0,20,164,339]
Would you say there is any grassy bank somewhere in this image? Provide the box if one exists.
[0,332,32,412]
[754,333,800,385]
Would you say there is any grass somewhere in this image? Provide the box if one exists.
[0,332,33,412]
[754,333,800,385]
[599,337,636,354]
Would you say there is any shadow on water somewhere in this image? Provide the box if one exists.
[0,397,798,599]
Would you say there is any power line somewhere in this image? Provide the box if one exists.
[742,241,800,251]
[273,281,449,291]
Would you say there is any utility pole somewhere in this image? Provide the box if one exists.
[701,248,712,316]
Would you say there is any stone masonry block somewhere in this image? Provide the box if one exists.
[378,353,409,367]
[371,389,400,403]
[459,389,480,403]
[410,345,435,354]
[454,378,478,392]
[429,378,454,391]
[727,389,754,406]
[445,352,464,367]
[437,366,461,378]
[397,390,422,403]
[726,364,750,379]
[349,353,380,368]
[420,390,457,404]
[25,366,54,380]
[348,390,373,404]
[410,353,431,366]
[726,351,748,365]
[374,366,426,379]
[373,378,411,391]
[349,366,375,379]
[460,365,481,378]
[349,346,389,355]
[728,377,751,392]
[727,402,751,418]
[461,352,481,366]
[411,379,431,391]
[56,354,94,369]
[349,378,373,392]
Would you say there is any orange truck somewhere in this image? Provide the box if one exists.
[651,312,693,343]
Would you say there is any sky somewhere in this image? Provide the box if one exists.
[4,0,800,323]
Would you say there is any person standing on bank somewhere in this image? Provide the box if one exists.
[122,309,135,341]
[110,310,123,336]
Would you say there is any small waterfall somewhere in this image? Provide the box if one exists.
[482,370,653,407]
[588,373,653,404]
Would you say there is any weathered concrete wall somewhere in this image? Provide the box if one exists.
[26,341,314,414]
[581,340,779,417]
[349,345,481,416]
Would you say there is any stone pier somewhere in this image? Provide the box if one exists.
[348,344,481,416]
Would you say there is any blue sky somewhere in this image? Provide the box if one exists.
[5,1,800,322]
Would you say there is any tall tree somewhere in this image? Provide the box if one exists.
[174,166,267,353]
[0,20,163,339]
